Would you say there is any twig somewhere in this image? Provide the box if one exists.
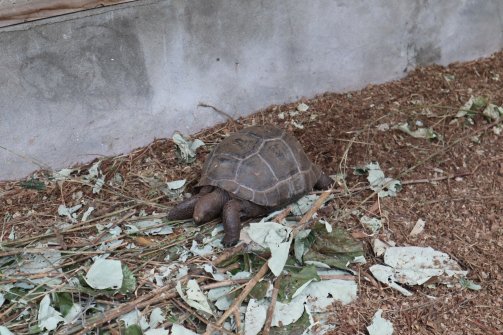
[0,144,50,169]
[273,206,291,223]
[262,278,281,335]
[198,103,238,124]
[214,261,270,327]
[201,279,249,290]
[318,274,355,281]
[293,189,332,235]
[68,279,186,334]
[212,243,246,266]
[467,318,501,335]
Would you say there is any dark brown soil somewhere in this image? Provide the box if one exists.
[1,51,502,334]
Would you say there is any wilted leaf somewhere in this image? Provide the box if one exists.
[58,204,82,222]
[364,162,402,197]
[120,309,148,329]
[145,329,170,335]
[482,103,503,121]
[367,309,393,335]
[176,280,214,316]
[369,264,413,296]
[290,194,334,216]
[245,299,268,335]
[37,295,64,331]
[52,292,74,318]
[395,122,439,140]
[291,120,304,129]
[383,246,467,285]
[190,241,213,256]
[459,277,482,291]
[370,246,467,295]
[81,207,94,222]
[294,229,312,263]
[52,168,75,181]
[359,215,382,234]
[126,219,173,236]
[85,259,123,290]
[247,221,293,276]
[270,309,311,335]
[0,326,14,335]
[297,103,309,112]
[171,324,198,335]
[172,132,205,164]
[85,161,105,194]
[163,179,187,198]
[456,95,488,118]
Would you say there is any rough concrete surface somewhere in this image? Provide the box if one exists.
[0,0,502,180]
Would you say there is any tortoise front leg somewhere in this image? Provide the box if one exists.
[221,199,242,247]
[167,186,213,221]
[314,171,333,190]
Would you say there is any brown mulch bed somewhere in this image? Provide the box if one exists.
[1,51,502,334]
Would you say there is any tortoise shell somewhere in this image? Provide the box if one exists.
[198,125,321,207]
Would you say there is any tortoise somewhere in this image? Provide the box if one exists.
[167,125,332,246]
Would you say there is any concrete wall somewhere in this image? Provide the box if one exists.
[1,0,502,180]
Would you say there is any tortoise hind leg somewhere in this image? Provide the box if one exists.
[314,171,333,190]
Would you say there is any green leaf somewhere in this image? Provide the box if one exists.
[270,310,311,335]
[302,224,364,270]
[120,264,137,294]
[52,292,74,317]
[125,324,143,335]
[19,179,45,190]
[456,95,488,118]
[278,265,320,302]
[249,281,270,300]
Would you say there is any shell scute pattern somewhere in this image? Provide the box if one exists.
[198,126,320,207]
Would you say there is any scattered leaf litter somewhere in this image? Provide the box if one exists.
[1,53,502,334]
[357,162,402,197]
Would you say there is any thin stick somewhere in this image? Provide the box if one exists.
[293,189,332,235]
[262,278,281,335]
[273,206,291,223]
[215,261,270,327]
[201,279,249,290]
[212,243,246,266]
[198,103,238,124]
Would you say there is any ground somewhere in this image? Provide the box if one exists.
[0,51,502,334]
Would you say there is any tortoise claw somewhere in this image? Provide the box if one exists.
[222,238,238,248]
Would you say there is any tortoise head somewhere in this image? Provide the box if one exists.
[193,189,227,224]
